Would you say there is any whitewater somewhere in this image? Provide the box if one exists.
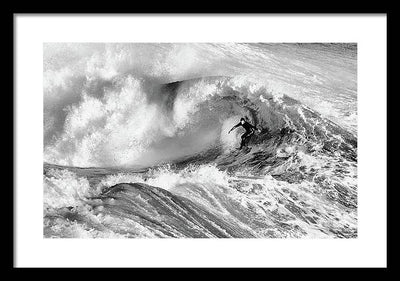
[43,43,357,238]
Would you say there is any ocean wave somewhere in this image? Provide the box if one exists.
[43,162,357,238]
[44,75,356,169]
[43,43,357,238]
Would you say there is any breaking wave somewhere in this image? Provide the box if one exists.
[43,43,357,238]
[44,75,356,168]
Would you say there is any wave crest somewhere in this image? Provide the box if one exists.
[44,75,356,168]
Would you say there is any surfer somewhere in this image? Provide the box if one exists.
[228,118,261,149]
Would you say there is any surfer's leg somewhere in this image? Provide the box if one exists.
[244,132,253,147]
[240,133,247,149]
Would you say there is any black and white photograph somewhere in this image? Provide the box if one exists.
[43,42,358,238]
[14,14,387,268]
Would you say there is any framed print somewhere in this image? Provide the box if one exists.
[14,14,387,268]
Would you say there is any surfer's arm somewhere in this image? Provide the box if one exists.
[228,123,241,134]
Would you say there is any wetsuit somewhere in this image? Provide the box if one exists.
[231,121,258,149]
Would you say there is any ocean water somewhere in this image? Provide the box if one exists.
[43,43,357,238]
